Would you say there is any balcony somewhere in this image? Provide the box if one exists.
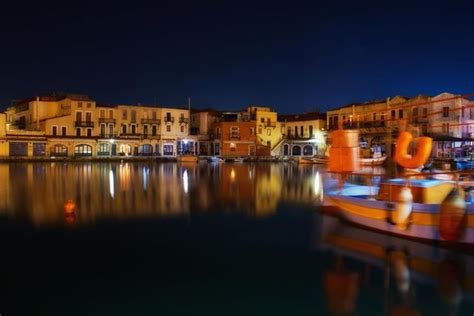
[98,118,116,124]
[75,121,94,128]
[179,117,189,124]
[263,121,276,128]
[99,133,118,139]
[164,117,175,124]
[119,133,141,139]
[141,118,161,125]
[229,134,240,140]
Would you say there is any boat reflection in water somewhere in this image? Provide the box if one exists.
[317,214,474,315]
[0,162,325,227]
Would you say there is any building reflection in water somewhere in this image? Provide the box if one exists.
[0,162,325,227]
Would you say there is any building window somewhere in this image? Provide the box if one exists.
[122,110,127,120]
[267,129,271,136]
[52,126,57,136]
[109,124,114,137]
[152,111,157,120]
[100,110,105,118]
[230,127,239,139]
[98,143,110,154]
[76,128,81,137]
[74,144,92,156]
[143,125,148,136]
[131,110,136,123]
[152,125,157,136]
[100,124,106,137]
[33,143,46,156]
[300,126,304,136]
[109,110,114,118]
[85,111,92,122]
[87,128,92,137]
[62,126,67,136]
[399,109,403,119]
[373,113,376,121]
[391,110,396,119]
[76,111,82,122]
[131,125,136,134]
[166,125,171,132]
[122,125,127,134]
[260,117,265,123]
[412,108,418,119]
[258,127,262,134]
[443,106,449,117]
[250,127,254,135]
[163,144,173,156]
[180,125,184,133]
[87,103,92,108]
[78,102,83,108]
[309,125,313,137]
[422,108,428,118]
[216,127,220,137]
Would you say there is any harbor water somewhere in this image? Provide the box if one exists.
[1,162,473,315]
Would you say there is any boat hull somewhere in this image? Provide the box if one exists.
[177,155,198,163]
[299,157,328,164]
[360,156,386,166]
[325,193,474,245]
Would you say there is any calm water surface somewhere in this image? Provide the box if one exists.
[1,162,473,315]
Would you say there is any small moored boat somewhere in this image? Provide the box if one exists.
[360,155,387,166]
[177,154,198,163]
[298,156,328,164]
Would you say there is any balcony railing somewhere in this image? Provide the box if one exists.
[229,134,240,140]
[179,117,189,124]
[98,118,116,124]
[120,133,141,138]
[99,133,118,138]
[75,121,94,128]
[141,118,161,125]
[263,121,276,128]
[164,117,175,123]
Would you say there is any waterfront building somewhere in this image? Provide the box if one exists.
[326,92,474,159]
[276,112,327,157]
[4,93,191,157]
[212,117,258,156]
[190,108,221,155]
[247,106,280,150]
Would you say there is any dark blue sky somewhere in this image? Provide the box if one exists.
[1,1,474,113]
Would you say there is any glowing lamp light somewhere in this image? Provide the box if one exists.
[230,168,236,181]
[109,139,115,144]
[183,139,189,145]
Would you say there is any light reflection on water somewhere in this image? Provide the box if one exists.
[1,162,474,315]
[0,162,325,227]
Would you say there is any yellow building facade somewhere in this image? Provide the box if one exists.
[4,93,191,157]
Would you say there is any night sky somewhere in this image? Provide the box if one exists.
[1,1,474,113]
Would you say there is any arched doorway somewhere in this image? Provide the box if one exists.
[292,145,301,156]
[74,144,92,157]
[283,144,289,156]
[140,144,153,156]
[51,144,68,157]
[119,144,132,156]
[303,145,313,156]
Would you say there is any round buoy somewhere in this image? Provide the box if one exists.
[392,186,413,230]
[64,200,76,215]
[439,188,466,242]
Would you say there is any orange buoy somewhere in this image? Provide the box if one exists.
[394,132,432,169]
[64,200,76,215]
[328,129,360,173]
[439,188,466,242]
